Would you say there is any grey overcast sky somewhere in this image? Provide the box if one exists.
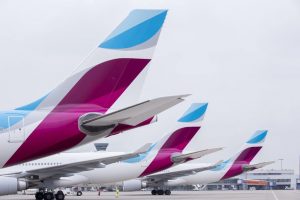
[0,0,300,171]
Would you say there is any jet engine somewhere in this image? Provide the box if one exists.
[0,177,27,195]
[122,180,147,191]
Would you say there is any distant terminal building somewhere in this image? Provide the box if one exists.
[242,169,296,190]
[204,169,297,190]
[75,169,300,192]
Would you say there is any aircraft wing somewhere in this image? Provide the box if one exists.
[8,144,152,180]
[171,148,223,164]
[243,161,275,172]
[79,95,188,134]
[144,160,223,182]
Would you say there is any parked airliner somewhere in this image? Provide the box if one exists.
[0,142,152,198]
[0,9,186,168]
[121,130,273,195]
[0,103,222,200]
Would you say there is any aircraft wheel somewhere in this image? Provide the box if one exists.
[164,190,171,195]
[44,192,54,200]
[55,191,65,200]
[35,192,44,200]
[77,191,83,196]
[157,190,164,195]
[151,190,157,195]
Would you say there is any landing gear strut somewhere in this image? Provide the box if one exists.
[151,189,171,195]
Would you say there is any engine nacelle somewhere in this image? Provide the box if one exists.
[122,179,147,191]
[0,177,27,196]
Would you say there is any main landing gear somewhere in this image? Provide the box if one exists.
[35,190,65,200]
[55,191,65,200]
[76,191,83,196]
[151,189,171,195]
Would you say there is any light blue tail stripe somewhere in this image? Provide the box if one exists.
[100,9,167,49]
[0,95,48,130]
[210,159,231,171]
[15,95,48,111]
[178,103,208,122]
[247,130,268,144]
[105,10,166,41]
[0,110,29,130]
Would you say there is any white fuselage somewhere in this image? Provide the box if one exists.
[0,151,137,180]
[0,150,159,189]
[62,163,229,188]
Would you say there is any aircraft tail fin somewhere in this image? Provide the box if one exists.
[139,103,209,176]
[230,130,268,164]
[16,9,168,114]
[153,103,209,151]
[220,130,268,179]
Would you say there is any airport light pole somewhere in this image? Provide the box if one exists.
[279,158,284,170]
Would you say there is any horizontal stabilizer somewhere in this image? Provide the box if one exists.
[243,161,275,171]
[171,147,223,163]
[145,160,223,181]
[134,143,152,154]
[79,95,189,134]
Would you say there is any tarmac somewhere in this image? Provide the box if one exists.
[0,190,299,200]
